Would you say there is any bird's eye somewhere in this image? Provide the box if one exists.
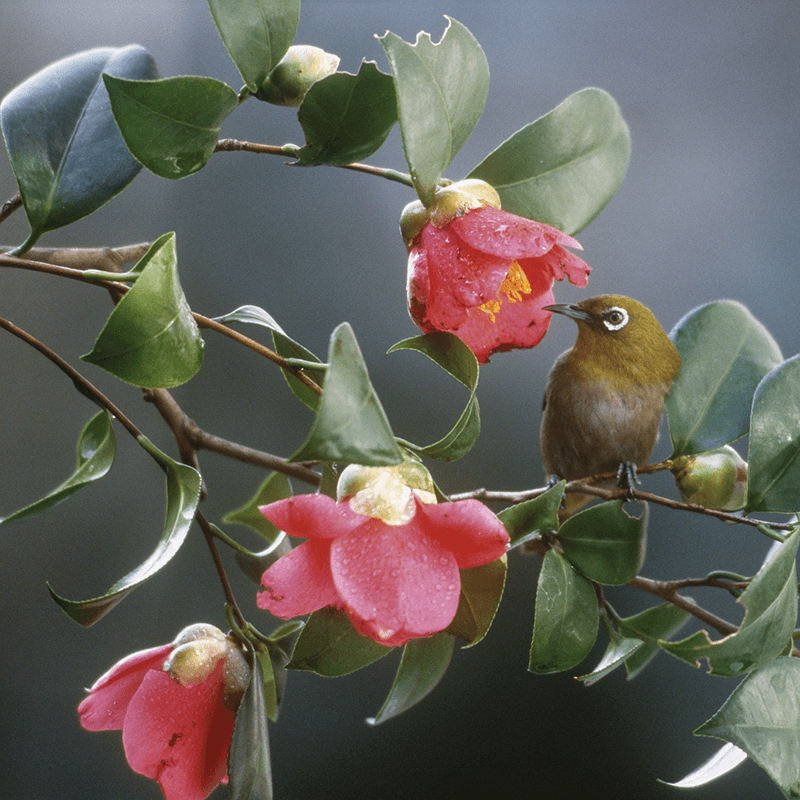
[602,306,629,331]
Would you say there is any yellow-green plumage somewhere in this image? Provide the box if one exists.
[540,295,681,516]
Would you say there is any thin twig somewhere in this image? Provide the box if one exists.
[0,193,23,225]
[0,242,151,270]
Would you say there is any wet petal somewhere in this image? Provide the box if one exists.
[330,519,460,646]
[536,244,592,287]
[258,539,340,618]
[416,500,509,569]
[78,644,173,731]
[259,494,367,540]
[122,665,233,800]
[450,206,583,259]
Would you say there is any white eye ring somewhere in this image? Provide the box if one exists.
[603,306,629,331]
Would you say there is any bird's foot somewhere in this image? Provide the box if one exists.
[616,461,640,499]
[546,474,564,490]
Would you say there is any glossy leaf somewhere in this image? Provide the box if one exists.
[48,436,202,626]
[208,0,300,92]
[529,549,598,674]
[82,232,204,388]
[578,626,644,686]
[0,46,157,248]
[469,88,631,235]
[558,500,647,585]
[288,607,393,676]
[497,482,564,547]
[297,61,397,166]
[446,557,507,646]
[229,646,273,800]
[260,621,303,721]
[666,300,783,457]
[212,305,325,411]
[662,743,748,790]
[389,332,479,461]
[0,410,114,526]
[618,602,691,679]
[224,471,292,543]
[660,527,800,676]
[747,355,800,513]
[379,17,489,206]
[103,74,238,179]
[368,633,454,725]
[695,658,800,798]
[290,323,404,465]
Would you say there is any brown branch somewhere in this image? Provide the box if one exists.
[0,193,23,224]
[0,242,151,270]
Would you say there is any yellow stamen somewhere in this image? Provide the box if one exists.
[479,261,531,322]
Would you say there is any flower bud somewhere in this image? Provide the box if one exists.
[399,178,501,247]
[256,45,340,106]
[337,462,436,526]
[164,623,251,710]
[671,445,748,511]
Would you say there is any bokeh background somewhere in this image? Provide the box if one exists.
[1,1,798,798]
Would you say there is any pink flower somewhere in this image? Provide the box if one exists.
[256,465,509,647]
[78,624,251,800]
[401,180,591,363]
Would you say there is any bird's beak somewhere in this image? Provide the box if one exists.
[543,303,593,322]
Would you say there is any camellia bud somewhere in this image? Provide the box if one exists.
[164,623,251,710]
[256,45,340,106]
[671,445,748,511]
[399,178,502,247]
[337,462,437,526]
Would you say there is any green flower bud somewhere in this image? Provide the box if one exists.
[337,462,436,526]
[256,45,340,106]
[399,178,501,247]
[671,445,748,511]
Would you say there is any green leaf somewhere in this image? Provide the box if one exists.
[660,527,800,676]
[529,549,598,674]
[558,500,647,585]
[747,355,800,513]
[212,305,325,411]
[446,557,507,646]
[578,626,644,686]
[297,61,397,166]
[103,74,238,179]
[662,743,748,790]
[229,645,273,800]
[666,300,783,457]
[224,471,292,543]
[368,632,454,725]
[208,0,300,92]
[260,620,303,721]
[469,88,631,235]
[288,607,393,676]
[497,482,564,547]
[48,436,202,626]
[0,410,115,526]
[695,658,800,798]
[617,602,691,679]
[389,332,480,461]
[81,232,204,388]
[379,17,489,206]
[0,46,157,248]
[290,323,404,466]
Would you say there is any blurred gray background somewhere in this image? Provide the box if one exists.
[1,1,798,798]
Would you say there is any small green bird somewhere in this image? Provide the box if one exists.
[540,294,681,517]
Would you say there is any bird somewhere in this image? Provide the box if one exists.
[539,294,681,518]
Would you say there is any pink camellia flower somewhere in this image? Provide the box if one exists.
[401,179,592,363]
[257,463,510,647]
[78,624,251,800]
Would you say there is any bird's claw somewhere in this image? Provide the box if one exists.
[616,462,640,499]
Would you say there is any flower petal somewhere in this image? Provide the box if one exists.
[78,644,173,731]
[537,244,592,288]
[330,519,460,646]
[258,539,340,619]
[449,206,583,259]
[122,664,233,800]
[259,494,367,540]
[416,499,509,569]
